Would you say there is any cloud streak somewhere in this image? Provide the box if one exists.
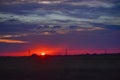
[0,0,115,8]
[0,39,27,43]
[0,12,120,25]
[66,1,115,8]
[0,34,28,43]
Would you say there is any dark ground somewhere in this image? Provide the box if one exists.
[0,54,120,80]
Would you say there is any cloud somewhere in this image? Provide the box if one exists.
[45,13,79,21]
[0,12,78,23]
[0,1,119,36]
[1,11,119,36]
[0,22,105,37]
[0,0,116,8]
[0,34,29,43]
[1,12,120,26]
[67,1,114,8]
[37,1,62,4]
[96,16,120,25]
[0,39,27,43]
[0,34,29,38]
[0,0,63,5]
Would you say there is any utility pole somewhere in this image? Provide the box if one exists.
[105,49,107,54]
[28,49,31,56]
[65,48,68,56]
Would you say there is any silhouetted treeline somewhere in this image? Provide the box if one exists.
[0,53,120,80]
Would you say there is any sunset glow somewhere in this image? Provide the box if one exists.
[0,0,120,56]
[41,52,46,56]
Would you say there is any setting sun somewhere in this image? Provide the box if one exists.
[41,52,46,56]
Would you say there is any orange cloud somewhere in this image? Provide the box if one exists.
[0,39,27,43]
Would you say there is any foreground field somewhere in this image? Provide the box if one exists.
[0,54,120,80]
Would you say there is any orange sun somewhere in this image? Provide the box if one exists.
[41,52,46,56]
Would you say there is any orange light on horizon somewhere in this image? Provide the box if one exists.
[31,45,64,55]
[41,52,46,56]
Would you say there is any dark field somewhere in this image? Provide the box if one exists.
[0,54,120,80]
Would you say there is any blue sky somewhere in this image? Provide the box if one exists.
[0,0,120,55]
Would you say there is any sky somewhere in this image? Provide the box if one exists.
[0,0,120,56]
